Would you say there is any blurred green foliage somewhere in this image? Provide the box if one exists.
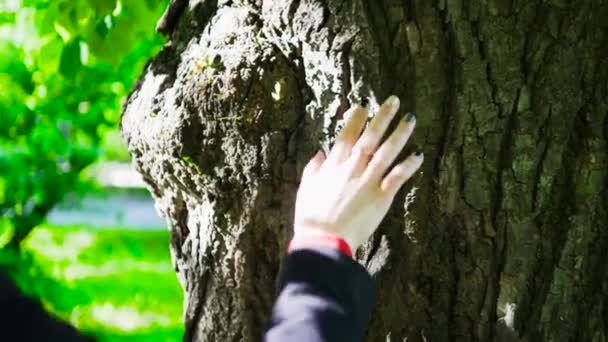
[0,224,183,341]
[0,0,168,248]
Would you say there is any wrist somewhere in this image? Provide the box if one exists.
[289,230,353,258]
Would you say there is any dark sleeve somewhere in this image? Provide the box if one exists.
[0,272,95,342]
[262,247,376,342]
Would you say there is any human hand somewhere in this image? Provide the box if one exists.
[292,96,423,253]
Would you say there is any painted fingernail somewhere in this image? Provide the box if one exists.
[386,95,400,109]
[415,151,423,157]
[406,112,416,123]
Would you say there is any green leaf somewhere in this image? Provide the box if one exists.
[58,37,81,79]
[94,16,110,38]
[0,12,16,26]
[89,0,116,15]
[54,1,79,40]
[69,145,98,170]
[37,36,63,72]
[182,156,203,174]
[0,177,6,204]
[33,3,58,35]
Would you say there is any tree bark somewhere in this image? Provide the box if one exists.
[120,0,608,341]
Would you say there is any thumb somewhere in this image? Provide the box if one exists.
[302,150,326,178]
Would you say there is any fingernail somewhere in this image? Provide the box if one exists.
[415,151,423,157]
[406,112,416,123]
[385,95,400,109]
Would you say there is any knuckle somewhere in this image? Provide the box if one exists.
[374,153,390,168]
[354,143,375,159]
[395,165,409,179]
[362,144,376,157]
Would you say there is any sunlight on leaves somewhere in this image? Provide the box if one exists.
[62,261,172,282]
[26,228,97,262]
[76,302,172,332]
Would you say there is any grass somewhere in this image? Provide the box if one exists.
[0,224,184,342]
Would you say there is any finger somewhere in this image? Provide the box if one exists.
[352,95,401,159]
[326,105,368,164]
[380,152,424,198]
[362,112,416,182]
[344,144,373,178]
[302,150,326,179]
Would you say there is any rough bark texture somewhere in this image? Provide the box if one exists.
[120,0,608,341]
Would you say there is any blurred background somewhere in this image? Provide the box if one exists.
[0,0,185,341]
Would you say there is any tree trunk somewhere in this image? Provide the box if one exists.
[120,0,608,341]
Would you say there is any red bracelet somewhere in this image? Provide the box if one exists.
[288,232,353,258]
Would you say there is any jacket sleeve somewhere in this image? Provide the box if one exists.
[0,272,95,342]
[262,247,376,342]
